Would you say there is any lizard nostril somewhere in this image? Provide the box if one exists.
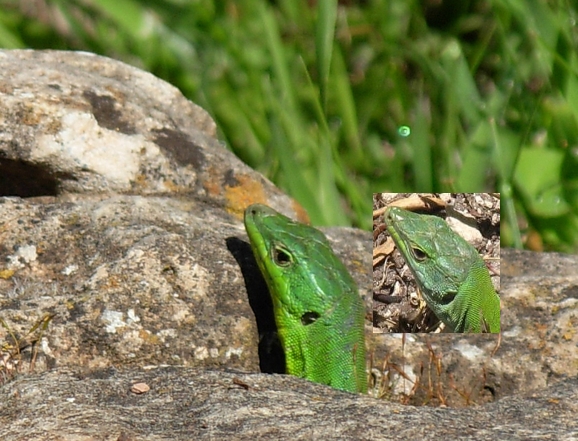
[301,311,320,325]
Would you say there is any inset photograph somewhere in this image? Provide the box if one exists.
[373,193,500,333]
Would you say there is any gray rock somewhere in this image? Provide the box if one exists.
[0,48,369,376]
[0,367,576,440]
[0,49,576,440]
[0,49,297,217]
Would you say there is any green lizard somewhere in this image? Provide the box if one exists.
[385,206,500,333]
[244,204,367,393]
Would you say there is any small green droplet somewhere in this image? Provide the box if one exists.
[398,126,411,137]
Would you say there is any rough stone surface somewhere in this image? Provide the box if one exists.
[0,367,577,440]
[369,247,578,408]
[0,49,305,219]
[0,49,369,377]
[0,194,369,376]
[0,49,576,440]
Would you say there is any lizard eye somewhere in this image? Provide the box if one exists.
[411,247,428,261]
[272,245,292,267]
[301,311,320,325]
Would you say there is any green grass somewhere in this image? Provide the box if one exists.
[1,0,577,251]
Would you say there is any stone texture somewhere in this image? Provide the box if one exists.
[0,49,305,219]
[0,194,369,376]
[0,367,577,440]
[0,49,576,440]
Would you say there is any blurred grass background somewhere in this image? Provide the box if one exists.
[0,0,577,252]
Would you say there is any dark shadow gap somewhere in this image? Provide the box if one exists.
[226,236,285,375]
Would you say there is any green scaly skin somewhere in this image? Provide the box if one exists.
[385,207,500,333]
[244,204,367,393]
